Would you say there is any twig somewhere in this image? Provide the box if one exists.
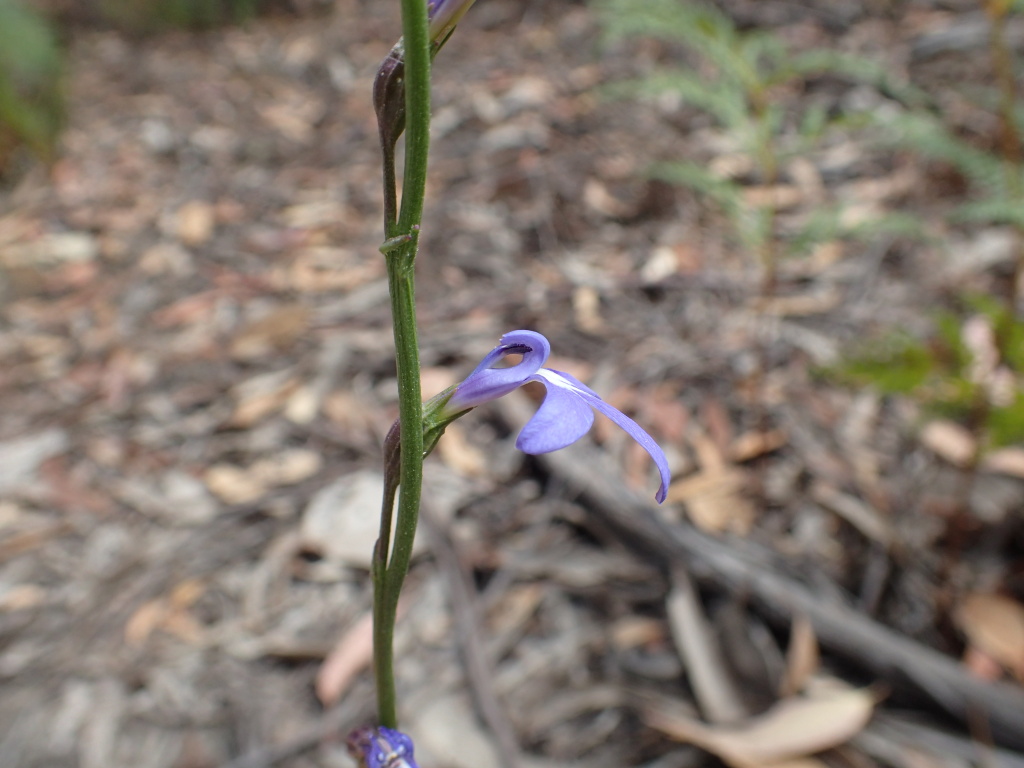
[856,711,1024,768]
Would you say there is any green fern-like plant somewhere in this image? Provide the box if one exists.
[595,0,924,279]
[0,0,63,172]
[875,110,1024,222]
[834,296,1024,448]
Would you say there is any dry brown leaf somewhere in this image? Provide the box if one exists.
[204,464,266,505]
[730,430,788,463]
[0,584,47,612]
[229,374,302,428]
[954,593,1024,679]
[486,583,545,639]
[283,385,320,424]
[0,521,73,562]
[709,152,755,179]
[175,200,215,246]
[962,315,1000,388]
[755,291,842,317]
[583,178,635,217]
[437,422,488,477]
[981,447,1024,478]
[249,449,322,487]
[229,305,311,361]
[573,285,606,333]
[641,245,680,283]
[920,420,976,468]
[671,425,756,535]
[315,610,374,706]
[169,579,205,608]
[610,616,665,650]
[667,468,755,535]
[642,387,689,445]
[788,156,824,200]
[742,184,803,211]
[700,401,733,461]
[645,686,875,767]
[316,597,412,705]
[843,167,919,206]
[124,599,167,646]
[160,609,205,645]
[124,580,205,647]
[780,616,820,697]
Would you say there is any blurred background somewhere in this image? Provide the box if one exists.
[1,0,1024,766]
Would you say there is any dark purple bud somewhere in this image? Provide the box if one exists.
[373,43,406,157]
[373,1,477,160]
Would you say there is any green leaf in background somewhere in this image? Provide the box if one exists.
[0,0,63,170]
[97,0,266,31]
[990,392,1024,446]
[836,333,935,395]
[953,197,1024,228]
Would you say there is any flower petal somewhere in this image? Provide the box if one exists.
[445,330,550,413]
[515,370,596,454]
[535,370,671,504]
[428,0,477,41]
[583,394,671,504]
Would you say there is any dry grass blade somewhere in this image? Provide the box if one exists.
[666,566,748,723]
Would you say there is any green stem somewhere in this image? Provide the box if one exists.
[382,146,399,235]
[373,0,432,730]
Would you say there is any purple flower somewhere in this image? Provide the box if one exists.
[443,330,671,503]
[347,726,419,768]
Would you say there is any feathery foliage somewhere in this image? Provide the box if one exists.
[873,110,1023,217]
[0,0,63,173]
[594,0,917,268]
[835,295,1024,447]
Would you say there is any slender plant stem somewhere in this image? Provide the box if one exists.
[373,0,432,730]
[382,147,399,235]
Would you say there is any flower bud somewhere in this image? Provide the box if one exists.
[347,726,419,768]
[373,43,406,156]
[373,0,478,157]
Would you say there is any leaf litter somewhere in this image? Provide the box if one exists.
[1,1,1024,767]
